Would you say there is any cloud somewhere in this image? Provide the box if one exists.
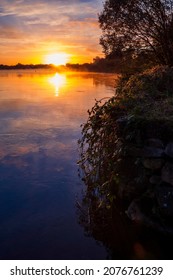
[0,0,103,64]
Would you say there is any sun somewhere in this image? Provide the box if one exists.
[44,53,69,66]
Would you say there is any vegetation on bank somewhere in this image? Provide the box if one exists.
[77,1,173,257]
[79,66,173,189]
[78,65,173,236]
[78,0,173,219]
[115,66,173,120]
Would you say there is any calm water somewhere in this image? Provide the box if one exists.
[0,70,116,259]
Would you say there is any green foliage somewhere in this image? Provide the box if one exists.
[78,96,125,207]
[116,66,173,119]
[78,66,173,210]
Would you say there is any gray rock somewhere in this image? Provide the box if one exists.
[156,185,173,217]
[124,146,143,157]
[142,146,164,158]
[126,200,144,223]
[165,143,173,158]
[118,180,146,200]
[142,158,163,170]
[149,175,162,185]
[162,163,173,186]
[147,138,164,149]
[127,199,173,234]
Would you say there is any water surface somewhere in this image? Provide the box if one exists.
[0,70,116,259]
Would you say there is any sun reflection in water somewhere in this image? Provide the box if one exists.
[48,73,66,96]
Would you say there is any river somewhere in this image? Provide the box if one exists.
[1,70,172,260]
[0,70,116,259]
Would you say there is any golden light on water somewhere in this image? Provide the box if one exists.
[44,53,70,66]
[48,73,66,96]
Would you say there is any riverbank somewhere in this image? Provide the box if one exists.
[78,65,173,236]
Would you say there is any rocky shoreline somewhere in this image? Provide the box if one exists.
[115,118,173,234]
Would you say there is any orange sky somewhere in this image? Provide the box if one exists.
[0,0,104,65]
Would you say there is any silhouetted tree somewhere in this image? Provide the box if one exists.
[99,0,173,66]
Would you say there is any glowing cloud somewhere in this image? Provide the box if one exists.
[0,0,103,65]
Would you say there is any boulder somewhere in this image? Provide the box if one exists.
[142,158,163,170]
[127,198,173,234]
[149,175,162,185]
[165,143,173,158]
[156,184,173,217]
[124,145,143,157]
[147,138,164,149]
[126,199,145,223]
[162,163,173,186]
[118,181,146,200]
[142,146,164,158]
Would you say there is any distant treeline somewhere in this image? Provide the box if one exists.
[0,60,117,73]
[0,54,152,74]
[0,63,53,70]
[66,53,154,74]
[65,58,118,73]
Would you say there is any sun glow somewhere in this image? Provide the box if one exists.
[48,73,66,96]
[44,53,69,66]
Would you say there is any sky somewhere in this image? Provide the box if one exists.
[0,0,104,65]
